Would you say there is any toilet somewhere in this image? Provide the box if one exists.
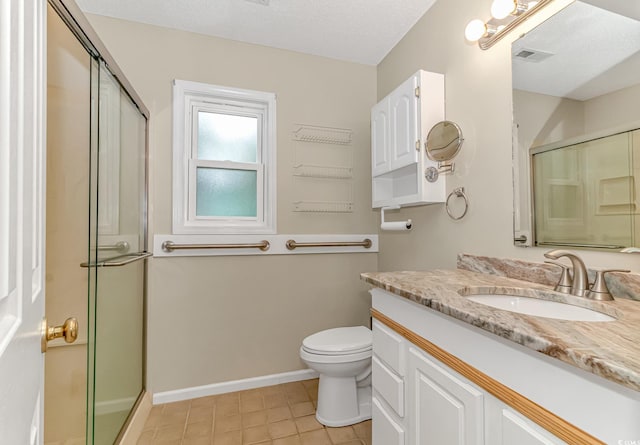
[300,326,372,427]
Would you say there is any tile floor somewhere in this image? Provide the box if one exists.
[137,379,372,445]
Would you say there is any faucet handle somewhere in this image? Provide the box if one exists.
[544,260,573,294]
[586,269,630,301]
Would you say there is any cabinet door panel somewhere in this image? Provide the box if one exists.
[408,347,484,445]
[371,99,389,176]
[373,396,405,445]
[389,75,419,171]
[501,409,566,445]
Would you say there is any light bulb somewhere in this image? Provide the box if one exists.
[465,19,487,42]
[491,0,516,19]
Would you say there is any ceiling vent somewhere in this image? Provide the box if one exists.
[245,0,270,5]
[513,48,554,63]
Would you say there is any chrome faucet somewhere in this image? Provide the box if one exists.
[544,250,589,297]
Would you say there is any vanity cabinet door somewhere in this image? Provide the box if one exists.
[498,407,566,445]
[407,346,484,445]
[389,74,419,171]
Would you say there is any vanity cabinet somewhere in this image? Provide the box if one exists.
[371,70,445,208]
[372,319,486,445]
[372,322,566,445]
[369,288,633,444]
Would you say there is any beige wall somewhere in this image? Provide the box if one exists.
[513,82,640,149]
[85,15,378,393]
[513,89,585,148]
[375,0,640,273]
[584,82,640,134]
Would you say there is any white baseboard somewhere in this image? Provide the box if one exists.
[152,369,319,405]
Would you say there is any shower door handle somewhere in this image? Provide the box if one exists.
[80,251,152,268]
[41,317,78,353]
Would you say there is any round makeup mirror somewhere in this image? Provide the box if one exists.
[425,121,463,162]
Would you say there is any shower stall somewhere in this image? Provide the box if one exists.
[45,1,149,444]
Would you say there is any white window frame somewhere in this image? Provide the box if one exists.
[172,79,276,234]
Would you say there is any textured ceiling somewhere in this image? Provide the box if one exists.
[75,0,438,66]
[512,0,640,101]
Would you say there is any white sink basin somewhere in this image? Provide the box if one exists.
[466,294,615,322]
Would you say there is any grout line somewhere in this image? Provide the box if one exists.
[140,379,371,445]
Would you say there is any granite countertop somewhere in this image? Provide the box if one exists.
[361,269,640,392]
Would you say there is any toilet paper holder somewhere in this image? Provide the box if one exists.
[381,206,412,231]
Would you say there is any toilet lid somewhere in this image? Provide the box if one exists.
[302,326,372,355]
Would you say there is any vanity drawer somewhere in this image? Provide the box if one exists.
[373,319,405,375]
[372,354,404,417]
[373,395,405,445]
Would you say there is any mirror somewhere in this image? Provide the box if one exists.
[426,120,464,162]
[424,120,463,183]
[512,0,640,250]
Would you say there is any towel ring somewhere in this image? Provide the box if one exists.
[446,187,469,220]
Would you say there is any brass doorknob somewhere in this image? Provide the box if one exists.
[41,317,78,353]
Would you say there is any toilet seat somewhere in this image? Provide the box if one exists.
[302,326,372,356]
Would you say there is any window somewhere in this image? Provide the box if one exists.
[172,80,276,234]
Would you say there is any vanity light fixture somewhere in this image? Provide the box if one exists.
[491,0,526,19]
[465,0,551,50]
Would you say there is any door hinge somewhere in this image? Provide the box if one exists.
[415,86,420,98]
[415,139,420,151]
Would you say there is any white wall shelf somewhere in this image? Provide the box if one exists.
[292,124,352,145]
[293,164,353,179]
[292,200,354,213]
[292,123,354,212]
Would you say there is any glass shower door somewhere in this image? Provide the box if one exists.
[87,60,148,445]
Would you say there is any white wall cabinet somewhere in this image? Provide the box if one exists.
[371,70,445,208]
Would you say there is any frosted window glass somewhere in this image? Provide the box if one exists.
[196,168,257,217]
[198,112,257,162]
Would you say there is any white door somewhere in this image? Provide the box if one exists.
[0,0,47,443]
